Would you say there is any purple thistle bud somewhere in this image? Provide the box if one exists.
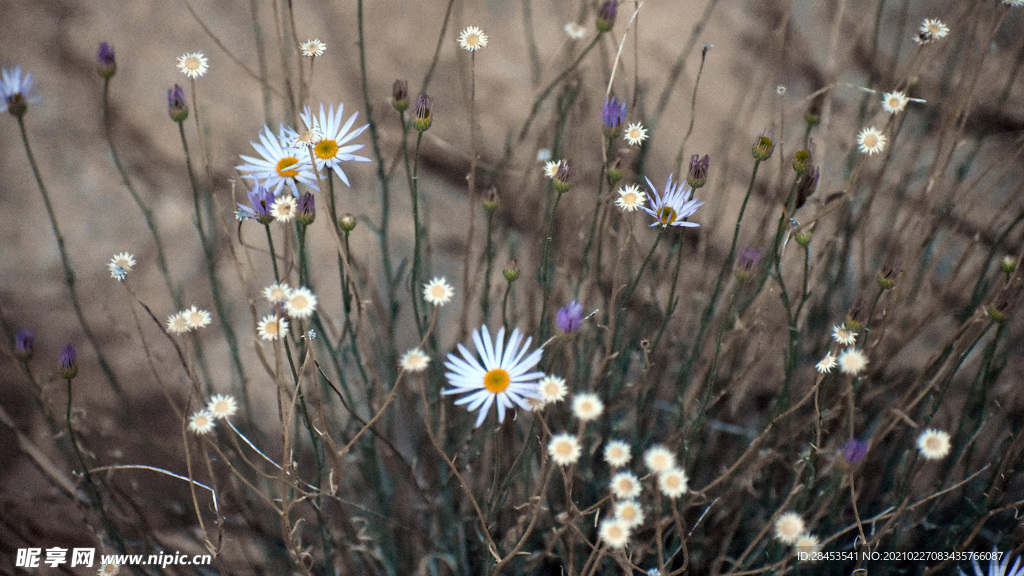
[795,166,819,209]
[97,43,117,79]
[167,84,188,122]
[297,192,315,225]
[737,246,762,271]
[556,300,584,332]
[842,438,868,464]
[15,329,34,361]
[413,92,432,132]
[59,343,78,380]
[596,0,618,31]
[687,154,710,189]
[602,96,627,133]
[236,184,275,224]
[553,161,573,192]
[392,79,409,112]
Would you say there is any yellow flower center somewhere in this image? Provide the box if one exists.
[484,368,511,393]
[185,57,202,70]
[863,135,878,147]
[315,139,338,160]
[658,206,677,226]
[291,295,308,310]
[276,156,300,178]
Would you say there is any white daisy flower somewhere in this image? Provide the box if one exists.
[166,312,190,334]
[816,353,837,374]
[177,52,208,79]
[442,325,544,428]
[298,104,370,186]
[837,348,868,375]
[257,314,289,341]
[572,393,604,421]
[270,194,299,222]
[544,160,565,179]
[236,124,319,197]
[603,440,632,468]
[97,563,121,576]
[609,471,642,499]
[613,499,645,528]
[264,282,292,303]
[658,467,689,498]
[598,518,631,548]
[536,375,568,405]
[206,394,238,420]
[644,445,676,473]
[183,306,212,329]
[300,39,326,57]
[642,174,704,228]
[916,428,951,460]
[856,127,887,155]
[547,433,582,465]
[458,26,489,51]
[423,277,455,306]
[108,252,136,281]
[915,18,949,44]
[285,287,318,318]
[881,91,909,114]
[400,348,431,372]
[623,122,649,146]
[615,184,647,212]
[774,512,806,544]
[189,410,216,435]
[832,324,857,345]
[564,22,587,39]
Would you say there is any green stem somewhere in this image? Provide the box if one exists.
[411,131,426,337]
[679,159,761,385]
[102,78,179,305]
[264,223,281,283]
[502,280,514,330]
[176,120,247,394]
[16,116,128,404]
[538,189,566,342]
[517,33,604,142]
[481,208,496,324]
[620,226,666,304]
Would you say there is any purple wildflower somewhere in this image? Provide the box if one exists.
[842,438,868,464]
[59,344,78,379]
[235,184,275,224]
[602,96,627,134]
[687,154,710,189]
[556,300,584,332]
[97,43,117,79]
[1,66,40,117]
[297,192,315,225]
[15,329,34,360]
[167,84,188,122]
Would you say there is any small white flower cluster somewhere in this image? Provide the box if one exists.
[257,283,318,341]
[816,324,868,376]
[773,511,823,560]
[600,444,689,548]
[166,305,212,334]
[188,394,239,435]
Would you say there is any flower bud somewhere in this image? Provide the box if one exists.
[752,135,775,161]
[602,96,627,138]
[687,154,710,189]
[482,186,498,213]
[339,213,357,232]
[297,192,315,225]
[15,329,34,361]
[1000,255,1016,278]
[503,260,520,282]
[735,246,762,281]
[877,259,900,290]
[606,156,623,186]
[167,84,189,122]
[795,166,819,209]
[392,79,409,113]
[556,300,584,332]
[845,299,866,332]
[794,231,813,246]
[97,43,117,79]
[553,161,572,193]
[59,344,78,380]
[596,0,618,32]
[413,92,432,132]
